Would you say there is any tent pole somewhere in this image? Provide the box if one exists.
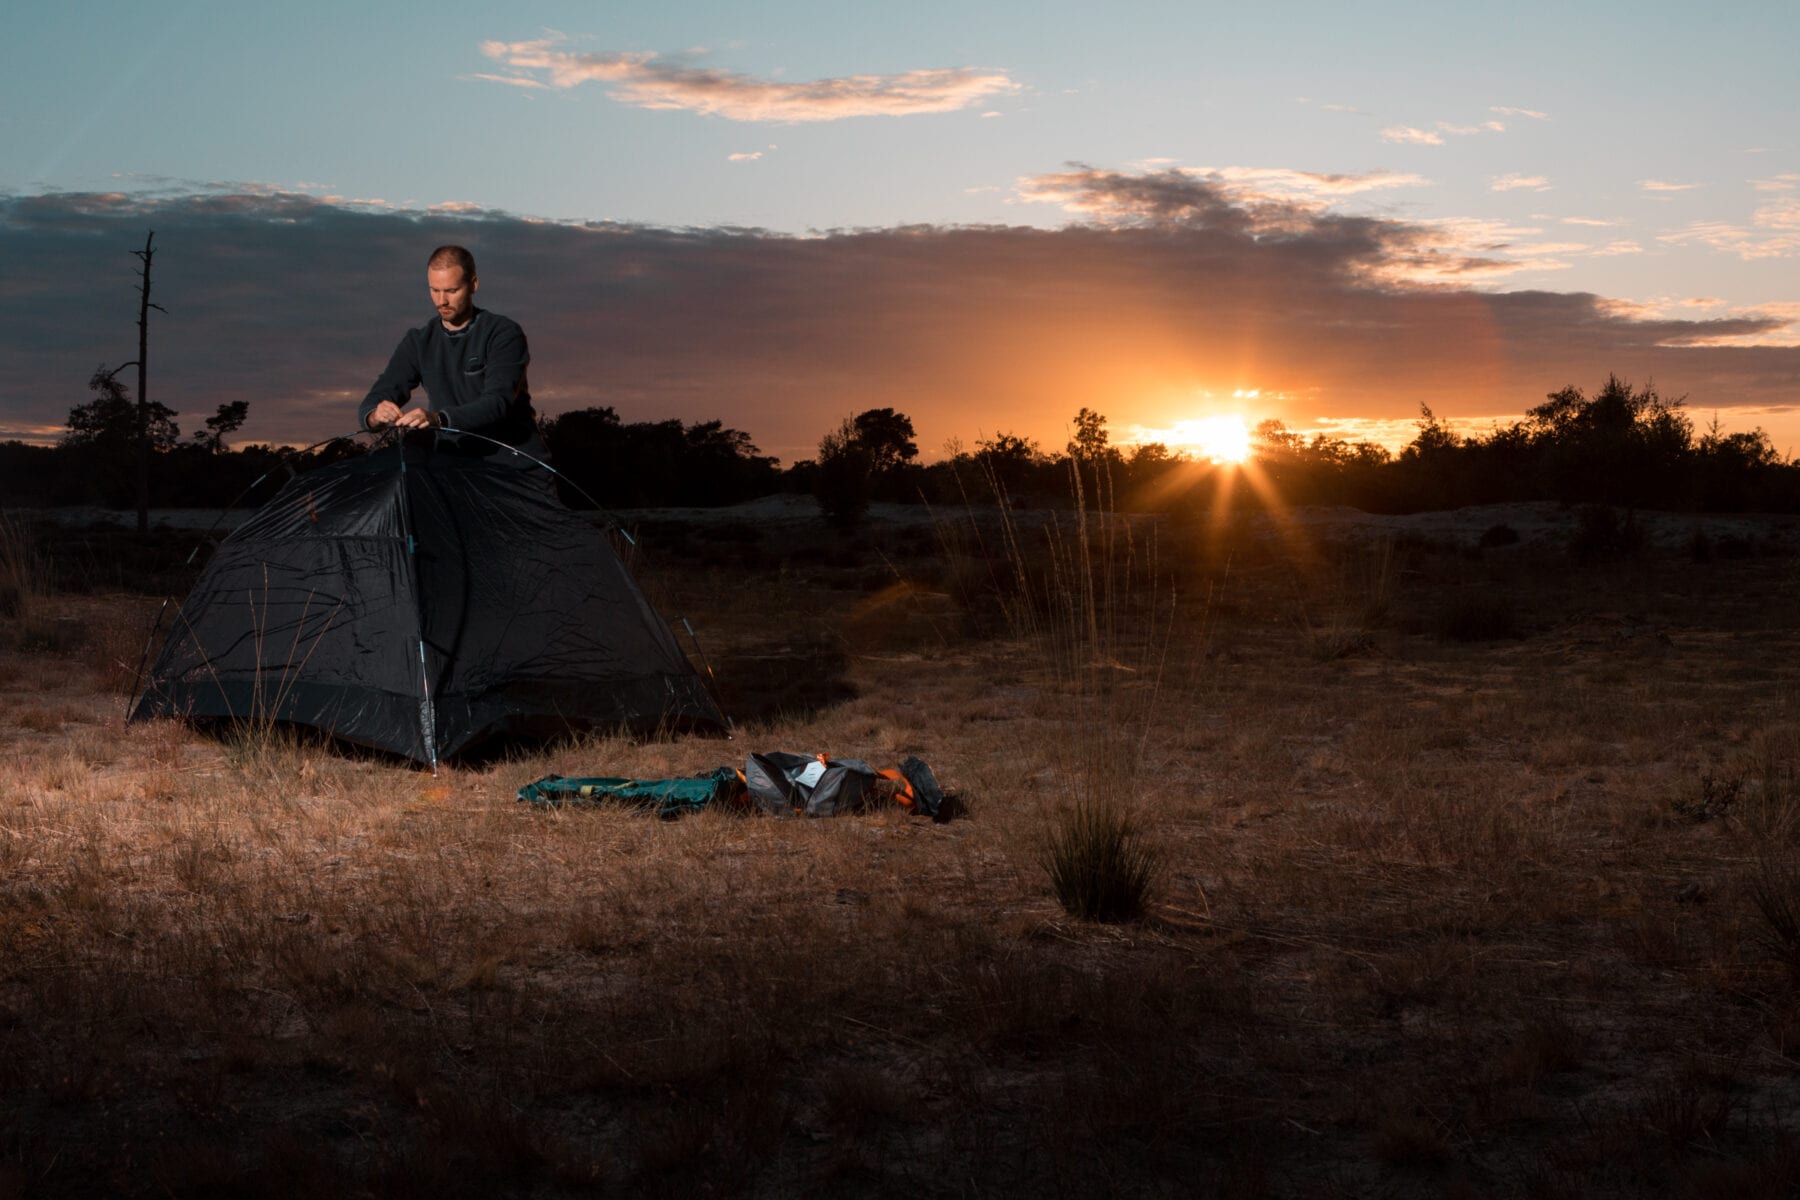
[392,439,440,773]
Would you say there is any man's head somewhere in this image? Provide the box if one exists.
[426,245,478,329]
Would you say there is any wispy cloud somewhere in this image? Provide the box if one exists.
[476,36,1018,121]
[1660,197,1800,260]
[728,152,762,162]
[1204,166,1430,202]
[1438,120,1507,136]
[1590,240,1644,256]
[1757,195,1800,229]
[1562,216,1623,227]
[1382,118,1505,146]
[1660,222,1800,260]
[1640,179,1700,192]
[1380,126,1444,146]
[468,73,548,91]
[1491,174,1551,192]
[1489,106,1549,121]
[1752,174,1800,192]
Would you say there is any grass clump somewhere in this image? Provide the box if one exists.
[1749,856,1800,983]
[0,511,45,623]
[1042,797,1158,923]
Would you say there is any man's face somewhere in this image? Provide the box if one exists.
[428,265,477,328]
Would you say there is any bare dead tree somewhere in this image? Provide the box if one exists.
[131,231,167,534]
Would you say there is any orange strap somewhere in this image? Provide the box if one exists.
[876,768,915,810]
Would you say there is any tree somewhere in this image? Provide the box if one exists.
[1252,418,1306,459]
[128,231,167,534]
[65,366,179,451]
[811,408,920,528]
[62,366,179,507]
[813,416,877,530]
[974,431,1044,500]
[194,400,249,453]
[850,407,918,475]
[1526,374,1692,506]
[1067,407,1111,461]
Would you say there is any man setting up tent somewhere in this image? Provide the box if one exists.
[359,244,548,463]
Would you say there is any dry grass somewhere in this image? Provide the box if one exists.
[2,516,1800,1197]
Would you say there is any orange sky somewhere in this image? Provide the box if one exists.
[3,185,1796,463]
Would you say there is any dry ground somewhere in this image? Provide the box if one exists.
[3,508,1800,1197]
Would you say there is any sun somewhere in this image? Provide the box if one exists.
[1172,414,1252,464]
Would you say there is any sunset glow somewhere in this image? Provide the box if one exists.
[1165,415,1254,464]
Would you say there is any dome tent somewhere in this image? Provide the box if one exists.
[130,435,724,767]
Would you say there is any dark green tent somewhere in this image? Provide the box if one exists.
[132,436,723,766]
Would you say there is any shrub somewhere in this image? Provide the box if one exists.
[1042,798,1157,923]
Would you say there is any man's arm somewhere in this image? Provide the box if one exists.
[432,320,528,431]
[359,332,423,430]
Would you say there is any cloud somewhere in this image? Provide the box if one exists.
[1752,174,1800,192]
[1382,118,1506,146]
[1437,121,1506,136]
[467,73,548,90]
[1489,106,1549,121]
[1017,165,1426,225]
[3,179,1794,462]
[1640,179,1700,192]
[728,152,762,162]
[1205,166,1430,201]
[1491,174,1551,192]
[1654,194,1800,260]
[1562,216,1623,227]
[1590,240,1644,256]
[1381,126,1444,146]
[1757,196,1800,231]
[1662,219,1800,261]
[476,37,1018,121]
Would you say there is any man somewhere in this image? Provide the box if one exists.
[359,245,547,462]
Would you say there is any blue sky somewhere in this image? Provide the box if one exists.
[4,0,1797,459]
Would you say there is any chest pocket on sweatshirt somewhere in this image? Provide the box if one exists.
[462,358,484,375]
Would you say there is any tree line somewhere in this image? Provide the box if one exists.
[2,370,1796,519]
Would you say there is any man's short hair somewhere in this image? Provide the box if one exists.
[427,245,477,280]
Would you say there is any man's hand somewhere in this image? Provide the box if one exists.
[367,400,402,429]
[394,408,440,429]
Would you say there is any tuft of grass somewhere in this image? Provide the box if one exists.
[0,510,44,622]
[1042,797,1158,923]
[1749,856,1800,983]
